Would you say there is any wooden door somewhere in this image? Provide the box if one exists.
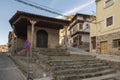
[91,37,96,49]
[100,41,108,54]
[79,35,82,45]
[36,30,48,48]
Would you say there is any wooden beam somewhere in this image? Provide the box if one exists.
[21,16,69,26]
[13,16,24,25]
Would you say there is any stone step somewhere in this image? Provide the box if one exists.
[49,56,95,60]
[35,51,69,54]
[40,52,69,56]
[33,53,48,60]
[17,49,26,56]
[56,69,116,80]
[31,48,118,80]
[54,66,111,75]
[48,60,103,66]
[32,52,70,56]
[51,63,108,71]
[33,54,95,61]
[32,48,66,52]
[70,54,95,58]
[82,72,120,80]
[47,59,103,65]
[48,58,100,62]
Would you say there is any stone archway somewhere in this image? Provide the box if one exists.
[36,30,48,48]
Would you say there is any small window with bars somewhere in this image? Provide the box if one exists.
[105,0,114,8]
[113,39,120,48]
[106,16,113,27]
[79,24,83,29]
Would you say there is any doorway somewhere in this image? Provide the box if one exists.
[36,30,48,48]
[100,41,108,54]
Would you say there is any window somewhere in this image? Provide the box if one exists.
[105,0,114,8]
[79,35,82,45]
[106,16,113,27]
[84,24,90,30]
[73,27,76,32]
[91,37,96,49]
[113,39,120,48]
[113,40,117,48]
[118,41,120,47]
[79,24,83,29]
[70,40,72,44]
[73,37,77,43]
[70,29,73,35]
[73,25,78,32]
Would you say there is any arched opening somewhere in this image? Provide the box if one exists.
[36,30,48,48]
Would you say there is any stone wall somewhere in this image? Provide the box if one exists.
[27,26,59,48]
[107,61,120,71]
[16,38,25,52]
[96,31,120,54]
[8,38,14,54]
[82,34,90,43]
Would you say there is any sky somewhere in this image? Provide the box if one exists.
[0,0,96,45]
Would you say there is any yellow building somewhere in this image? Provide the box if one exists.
[59,29,65,45]
[59,16,73,46]
[0,45,8,52]
[90,0,120,54]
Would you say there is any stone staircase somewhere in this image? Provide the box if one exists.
[32,48,70,56]
[32,48,119,80]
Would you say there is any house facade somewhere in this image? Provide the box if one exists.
[59,16,73,47]
[9,11,69,55]
[8,31,15,54]
[59,29,66,46]
[0,45,8,52]
[90,0,120,54]
[68,14,91,50]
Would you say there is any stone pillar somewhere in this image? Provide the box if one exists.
[30,20,36,48]
[29,20,36,79]
[30,20,36,57]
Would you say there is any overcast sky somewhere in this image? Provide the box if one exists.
[0,0,95,45]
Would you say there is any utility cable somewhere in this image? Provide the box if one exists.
[15,0,67,17]
[25,0,64,13]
